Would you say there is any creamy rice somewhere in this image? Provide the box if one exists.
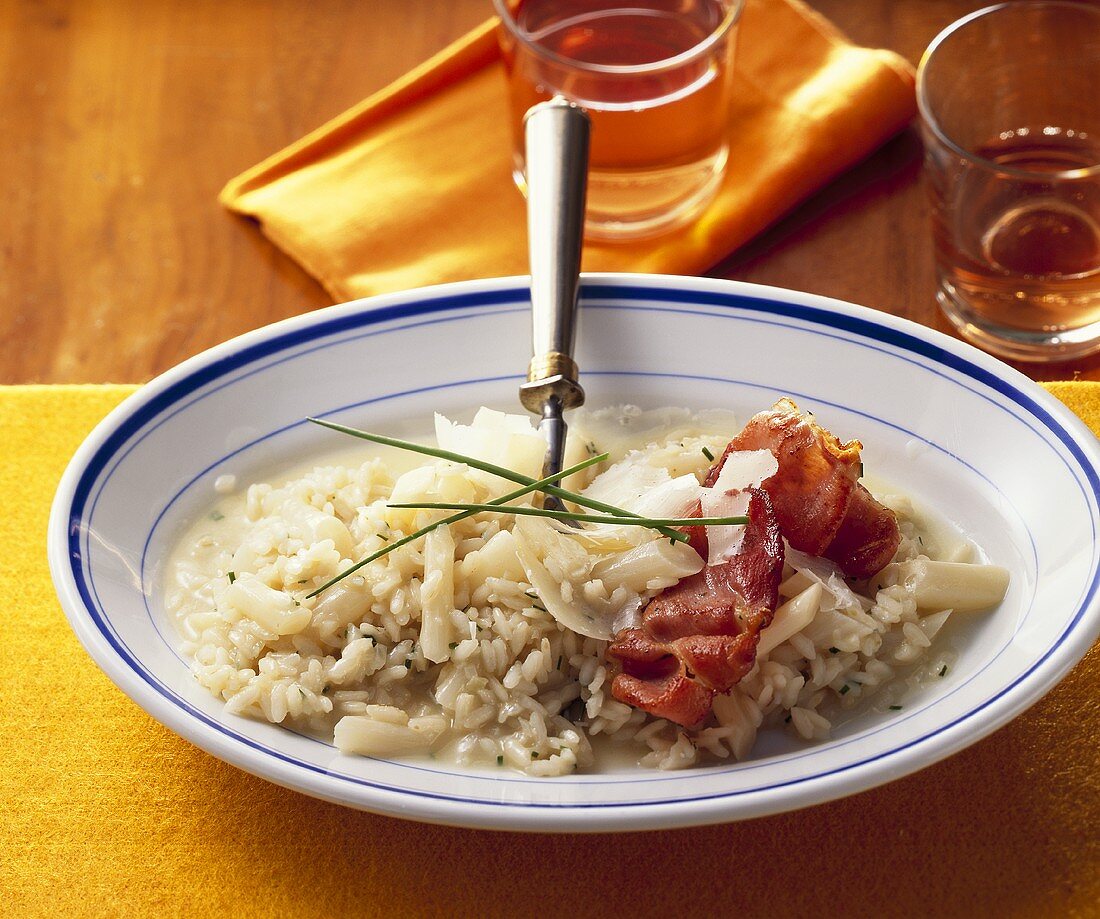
[166,406,1003,775]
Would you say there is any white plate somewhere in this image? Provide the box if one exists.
[48,275,1100,832]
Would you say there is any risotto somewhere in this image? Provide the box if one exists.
[166,404,1008,775]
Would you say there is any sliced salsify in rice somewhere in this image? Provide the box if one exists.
[165,406,1008,775]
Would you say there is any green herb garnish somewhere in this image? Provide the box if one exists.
[889,705,903,711]
[701,446,715,462]
[308,418,686,542]
[386,502,750,530]
[210,510,224,521]
[305,451,610,598]
[497,755,504,766]
[227,571,236,584]
[939,665,948,677]
[839,684,851,695]
[448,642,458,650]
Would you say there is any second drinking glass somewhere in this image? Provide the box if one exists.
[494,0,744,240]
[918,2,1100,362]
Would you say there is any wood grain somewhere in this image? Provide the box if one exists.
[2,0,1098,383]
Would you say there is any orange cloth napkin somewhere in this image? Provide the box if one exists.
[220,0,917,301]
[4,383,1099,917]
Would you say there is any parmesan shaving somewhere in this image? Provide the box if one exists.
[699,449,777,566]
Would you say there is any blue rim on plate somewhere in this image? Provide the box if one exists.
[48,275,1100,831]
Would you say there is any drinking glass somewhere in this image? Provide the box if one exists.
[493,0,744,240]
[917,2,1100,362]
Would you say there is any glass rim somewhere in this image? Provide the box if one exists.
[491,0,745,76]
[916,0,1100,181]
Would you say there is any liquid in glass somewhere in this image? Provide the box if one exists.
[930,128,1100,342]
[498,0,740,238]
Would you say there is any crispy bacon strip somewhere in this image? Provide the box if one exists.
[607,399,900,727]
[712,398,900,579]
[608,488,783,727]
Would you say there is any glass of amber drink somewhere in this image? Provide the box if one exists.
[493,0,744,240]
[918,2,1100,362]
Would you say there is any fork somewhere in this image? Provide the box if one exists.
[518,97,591,516]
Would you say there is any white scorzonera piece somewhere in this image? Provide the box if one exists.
[591,538,703,595]
[700,449,777,565]
[455,529,526,588]
[223,579,310,635]
[882,559,1010,612]
[419,525,456,663]
[384,460,480,532]
[311,581,371,627]
[757,583,824,657]
[334,713,447,756]
[274,498,354,558]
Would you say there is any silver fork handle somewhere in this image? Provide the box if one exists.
[518,97,589,415]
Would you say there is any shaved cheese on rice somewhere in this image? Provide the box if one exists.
[434,408,547,484]
[582,455,673,510]
[700,449,777,565]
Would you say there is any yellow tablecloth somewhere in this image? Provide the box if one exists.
[4,384,1098,918]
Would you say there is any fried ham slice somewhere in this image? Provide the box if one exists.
[608,488,784,727]
[711,398,900,580]
[606,399,900,728]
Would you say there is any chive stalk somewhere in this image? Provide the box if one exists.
[386,501,750,529]
[305,451,610,598]
[308,418,685,543]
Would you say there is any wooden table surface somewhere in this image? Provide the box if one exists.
[3,0,1098,384]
